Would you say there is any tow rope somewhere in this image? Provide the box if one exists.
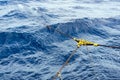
[47,25,120,49]
[52,47,79,80]
[46,25,120,80]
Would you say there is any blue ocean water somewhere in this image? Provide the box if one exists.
[0,0,120,80]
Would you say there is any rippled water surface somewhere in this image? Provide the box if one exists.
[0,0,120,80]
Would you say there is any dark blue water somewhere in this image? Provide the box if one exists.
[0,0,120,80]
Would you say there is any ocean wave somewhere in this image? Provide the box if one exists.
[0,14,120,80]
